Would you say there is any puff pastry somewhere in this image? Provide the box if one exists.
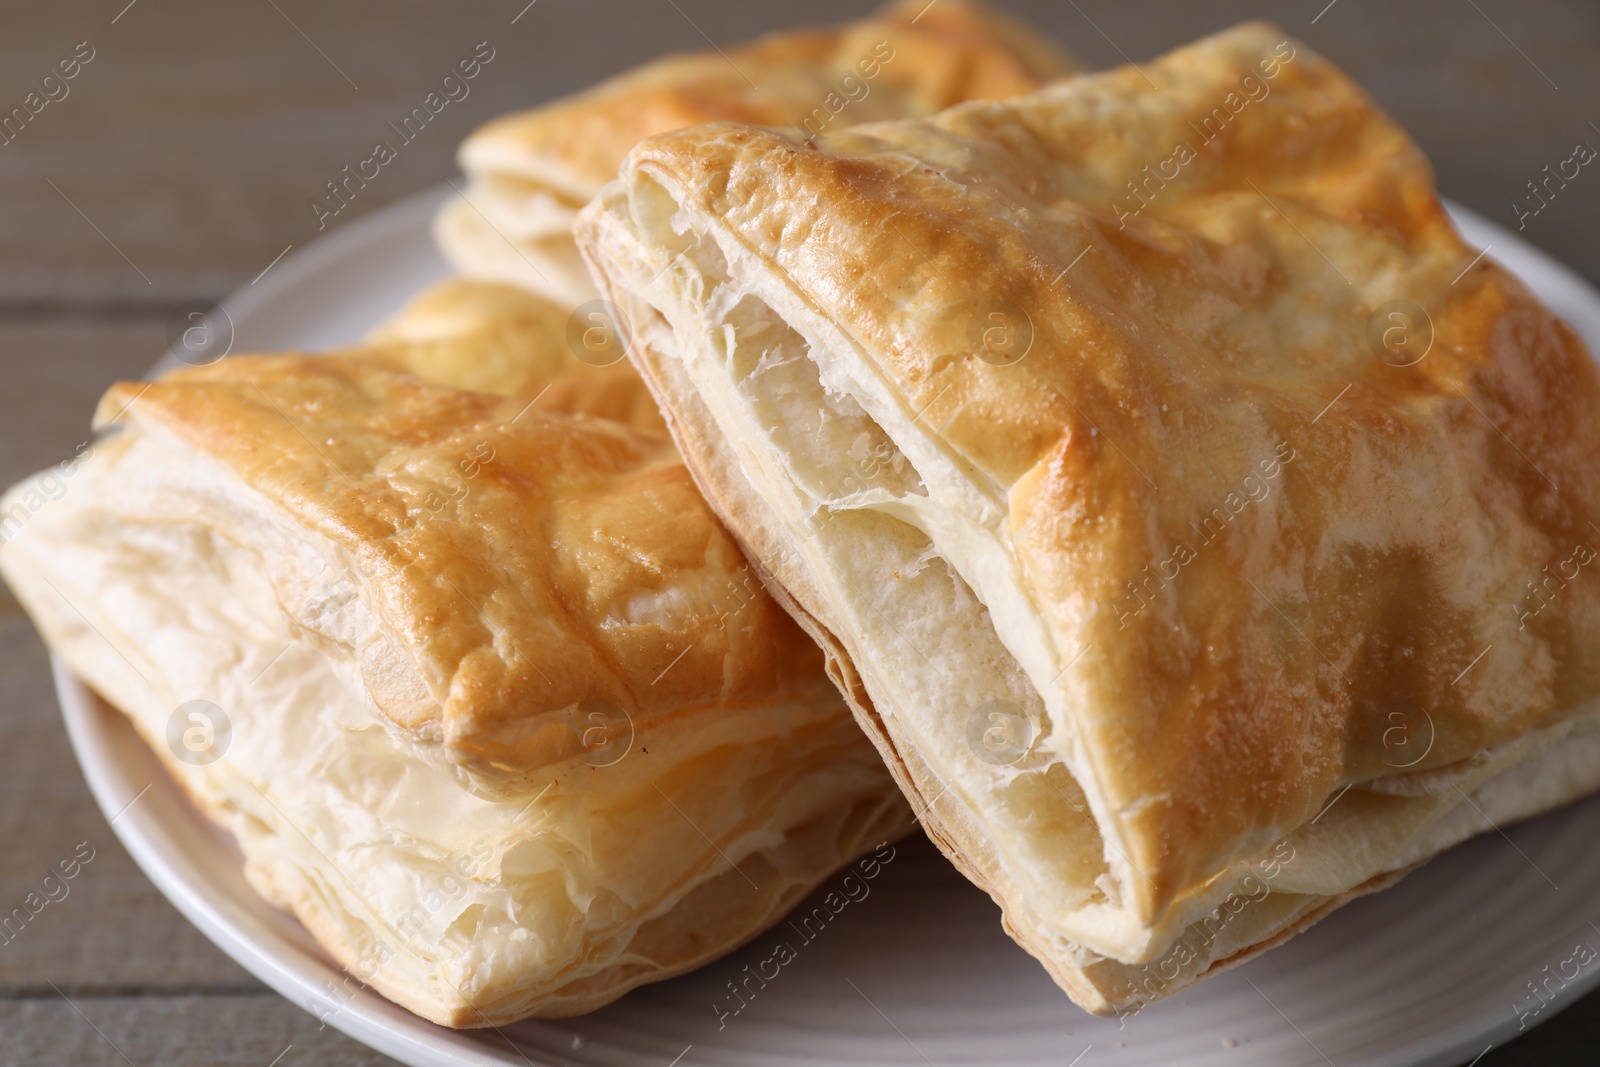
[436,0,1075,306]
[0,351,911,1025]
[362,277,665,432]
[577,21,1600,1013]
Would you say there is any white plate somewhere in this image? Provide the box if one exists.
[54,185,1600,1067]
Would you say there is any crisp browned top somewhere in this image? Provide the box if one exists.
[614,22,1600,916]
[460,0,1077,200]
[362,277,666,431]
[94,355,823,781]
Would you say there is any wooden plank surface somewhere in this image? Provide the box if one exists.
[0,1,1597,1064]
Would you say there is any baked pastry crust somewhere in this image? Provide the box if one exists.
[1,348,911,1022]
[363,277,666,431]
[436,0,1077,305]
[92,356,819,791]
[577,20,1600,1012]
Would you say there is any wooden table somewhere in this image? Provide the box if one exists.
[1,2,1596,1063]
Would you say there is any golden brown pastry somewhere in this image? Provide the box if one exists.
[576,20,1600,1014]
[437,0,1077,306]
[362,277,665,432]
[0,354,911,1024]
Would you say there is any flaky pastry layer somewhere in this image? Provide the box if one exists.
[362,277,665,432]
[576,21,1600,1011]
[0,352,912,1023]
[79,356,824,792]
[436,0,1077,305]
